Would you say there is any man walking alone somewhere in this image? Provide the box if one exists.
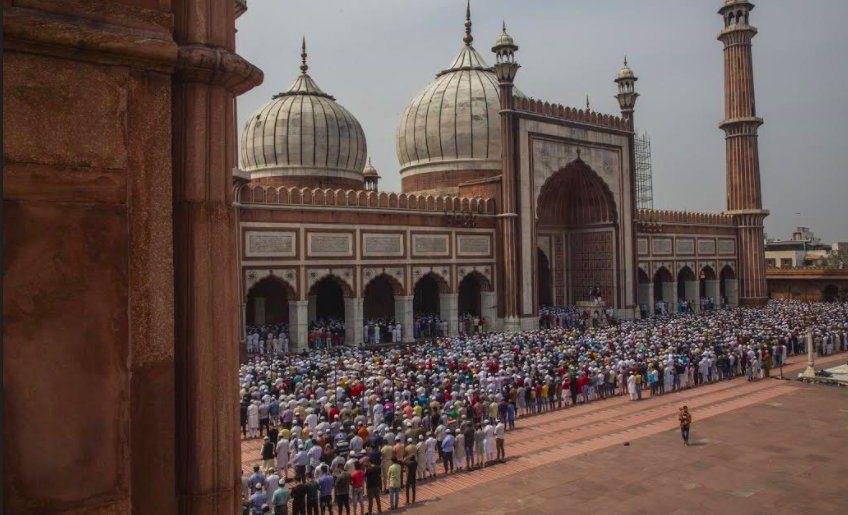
[678,406,692,446]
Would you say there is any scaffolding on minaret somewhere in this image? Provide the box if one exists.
[634,131,654,209]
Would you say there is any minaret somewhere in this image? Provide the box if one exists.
[492,20,521,331]
[615,57,639,131]
[718,0,768,306]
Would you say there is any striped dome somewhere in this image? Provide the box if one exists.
[395,42,524,192]
[240,70,367,187]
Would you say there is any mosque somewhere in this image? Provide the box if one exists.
[235,1,770,349]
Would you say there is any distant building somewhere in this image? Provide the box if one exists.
[765,227,836,268]
[765,227,848,301]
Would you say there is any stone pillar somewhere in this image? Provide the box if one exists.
[394,295,414,343]
[171,1,262,513]
[725,279,739,307]
[345,297,364,346]
[289,300,309,352]
[241,303,248,341]
[481,291,497,333]
[439,293,459,337]
[706,280,720,307]
[254,297,266,326]
[308,294,317,323]
[662,282,677,313]
[638,283,653,316]
[685,281,699,311]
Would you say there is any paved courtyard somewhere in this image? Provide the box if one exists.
[242,352,848,514]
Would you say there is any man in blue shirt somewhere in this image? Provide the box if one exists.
[249,464,267,493]
[317,471,334,515]
[441,429,455,474]
[249,484,268,514]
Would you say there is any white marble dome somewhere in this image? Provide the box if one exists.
[240,60,367,187]
[396,34,524,192]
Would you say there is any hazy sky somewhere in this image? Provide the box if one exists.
[236,0,848,242]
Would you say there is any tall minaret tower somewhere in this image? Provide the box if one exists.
[718,0,768,306]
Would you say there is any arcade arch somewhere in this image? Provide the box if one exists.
[536,159,618,305]
[309,275,349,322]
[246,276,294,327]
[363,274,402,319]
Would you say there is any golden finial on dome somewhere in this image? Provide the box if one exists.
[463,0,473,46]
[300,36,309,74]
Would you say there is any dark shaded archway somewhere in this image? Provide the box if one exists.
[538,248,553,307]
[536,158,618,305]
[246,276,292,326]
[537,159,618,226]
[311,276,346,320]
[363,274,400,319]
[823,284,839,303]
[654,266,672,302]
[677,266,695,300]
[413,274,444,315]
[458,273,483,317]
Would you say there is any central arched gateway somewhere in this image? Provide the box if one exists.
[536,158,618,307]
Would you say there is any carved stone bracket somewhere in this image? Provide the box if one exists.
[175,44,263,95]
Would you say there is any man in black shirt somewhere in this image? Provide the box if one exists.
[304,473,319,515]
[261,437,276,472]
[290,478,308,515]
[365,462,382,514]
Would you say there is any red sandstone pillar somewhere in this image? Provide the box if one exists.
[171,1,262,513]
[492,28,522,331]
[718,1,768,306]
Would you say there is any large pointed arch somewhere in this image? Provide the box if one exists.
[536,158,618,226]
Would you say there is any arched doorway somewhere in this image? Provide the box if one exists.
[536,159,617,305]
[823,284,839,303]
[458,274,482,317]
[538,248,553,307]
[654,267,672,302]
[246,276,292,327]
[413,274,442,315]
[310,276,346,321]
[699,266,718,309]
[458,272,493,335]
[413,273,447,339]
[363,275,399,319]
[677,266,696,309]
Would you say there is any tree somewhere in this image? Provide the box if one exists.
[822,249,848,269]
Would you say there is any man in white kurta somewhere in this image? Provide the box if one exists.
[483,420,495,464]
[275,435,289,479]
[247,401,260,438]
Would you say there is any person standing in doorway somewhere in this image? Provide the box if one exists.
[678,406,692,446]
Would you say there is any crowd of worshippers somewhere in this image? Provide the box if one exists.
[248,324,291,354]
[242,413,507,515]
[363,318,402,345]
[239,300,847,514]
[413,313,445,339]
[458,313,486,335]
[309,318,346,349]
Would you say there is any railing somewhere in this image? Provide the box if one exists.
[514,96,629,131]
[238,185,497,214]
